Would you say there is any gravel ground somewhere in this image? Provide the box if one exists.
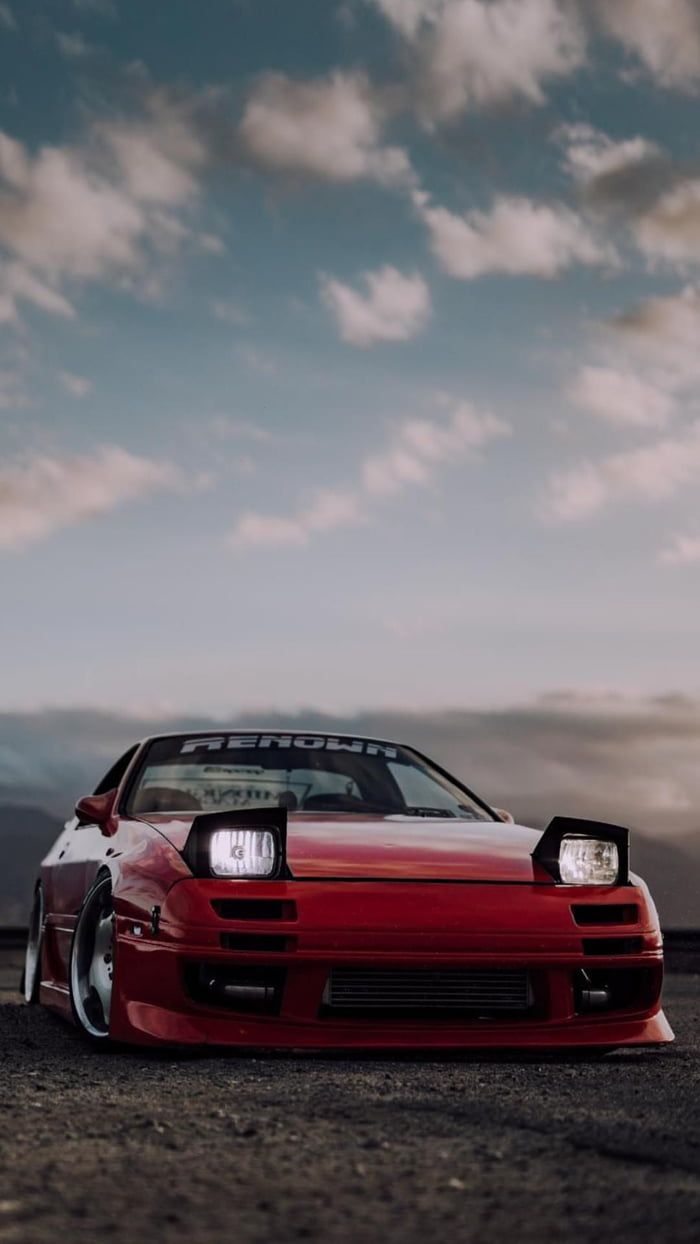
[0,972,699,1244]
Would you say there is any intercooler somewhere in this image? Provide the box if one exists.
[322,966,533,1017]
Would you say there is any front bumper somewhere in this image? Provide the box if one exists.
[109,879,673,1049]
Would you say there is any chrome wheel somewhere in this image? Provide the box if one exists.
[23,885,44,1004]
[70,875,114,1040]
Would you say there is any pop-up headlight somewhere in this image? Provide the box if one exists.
[559,836,619,885]
[532,816,629,886]
[210,828,277,878]
[182,808,288,880]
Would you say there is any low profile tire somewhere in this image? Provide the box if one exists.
[23,884,44,1004]
[69,873,115,1045]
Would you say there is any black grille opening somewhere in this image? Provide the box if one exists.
[211,899,296,921]
[582,937,644,956]
[322,967,533,1019]
[184,963,286,1013]
[220,933,290,952]
[572,904,639,926]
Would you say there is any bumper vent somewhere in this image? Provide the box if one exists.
[572,904,638,926]
[323,967,532,1017]
[211,899,296,921]
[582,937,644,956]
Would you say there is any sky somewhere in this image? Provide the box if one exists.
[2,0,700,715]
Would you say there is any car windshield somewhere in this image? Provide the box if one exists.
[126,733,495,821]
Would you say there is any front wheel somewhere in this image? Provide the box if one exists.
[69,874,115,1044]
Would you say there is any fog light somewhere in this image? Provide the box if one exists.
[575,969,613,1013]
[185,963,285,1013]
[579,984,611,1011]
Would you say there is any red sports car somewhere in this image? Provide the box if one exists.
[24,730,673,1051]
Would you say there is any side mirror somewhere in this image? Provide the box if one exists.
[495,807,515,824]
[75,789,117,832]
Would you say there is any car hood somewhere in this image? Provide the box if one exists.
[137,812,543,883]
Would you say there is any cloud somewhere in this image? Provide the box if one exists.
[55,30,97,59]
[0,260,75,324]
[369,0,443,37]
[634,179,700,268]
[229,489,364,550]
[0,447,186,551]
[560,287,700,544]
[362,400,510,495]
[565,287,700,446]
[211,298,252,327]
[568,365,676,428]
[593,0,700,92]
[239,71,413,186]
[195,231,225,254]
[0,89,216,319]
[557,122,669,213]
[229,398,509,549]
[543,419,700,522]
[613,286,700,383]
[414,191,614,278]
[95,90,208,207]
[370,0,586,123]
[559,124,663,186]
[320,265,431,346]
[0,3,15,31]
[0,131,145,280]
[660,532,700,565]
[59,371,93,398]
[557,124,700,267]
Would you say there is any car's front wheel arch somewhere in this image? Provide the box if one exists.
[69,870,117,1046]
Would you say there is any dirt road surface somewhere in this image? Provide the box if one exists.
[0,968,698,1244]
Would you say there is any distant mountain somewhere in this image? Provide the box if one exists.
[0,805,63,925]
[0,799,697,928]
[626,832,700,930]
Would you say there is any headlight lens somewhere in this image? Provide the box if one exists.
[209,828,278,878]
[559,836,619,885]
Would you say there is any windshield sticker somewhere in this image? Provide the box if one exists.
[179,734,398,759]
